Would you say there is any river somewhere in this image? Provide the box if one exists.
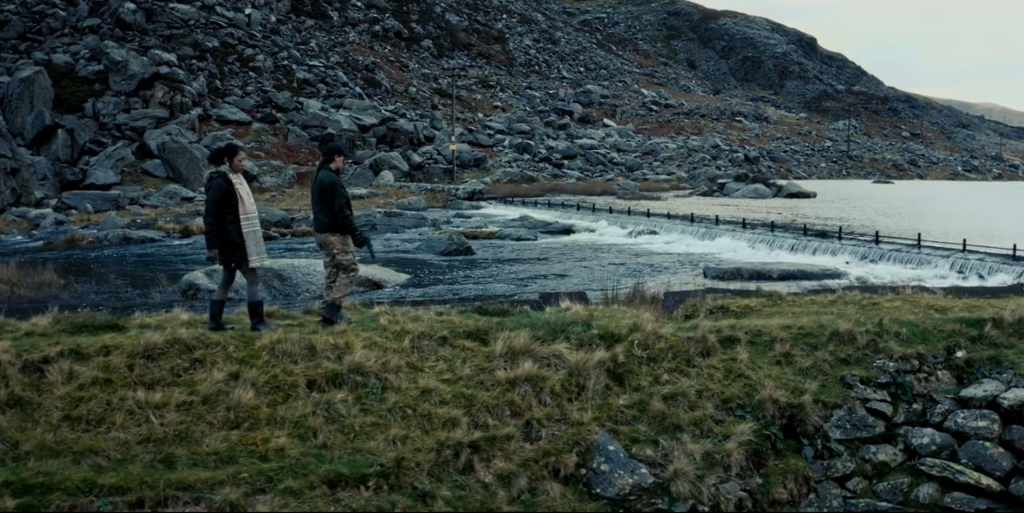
[2,180,1023,318]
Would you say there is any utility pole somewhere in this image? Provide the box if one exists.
[450,65,458,184]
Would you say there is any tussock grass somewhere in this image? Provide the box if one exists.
[485,180,686,199]
[154,220,205,238]
[2,293,1024,511]
[0,261,64,301]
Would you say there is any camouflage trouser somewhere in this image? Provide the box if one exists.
[316,232,360,305]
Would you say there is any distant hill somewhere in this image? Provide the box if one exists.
[917,95,1024,127]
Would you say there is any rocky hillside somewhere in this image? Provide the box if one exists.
[2,0,1023,215]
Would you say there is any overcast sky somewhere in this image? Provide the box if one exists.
[690,0,1024,113]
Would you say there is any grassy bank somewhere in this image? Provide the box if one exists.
[2,292,1024,511]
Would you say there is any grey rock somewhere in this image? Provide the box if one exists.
[857,444,906,469]
[901,427,958,458]
[83,141,135,189]
[581,431,657,505]
[909,482,943,506]
[257,205,292,230]
[199,130,243,152]
[995,388,1024,417]
[3,66,54,140]
[892,402,926,425]
[943,409,1003,441]
[97,212,128,231]
[799,480,845,512]
[1010,475,1024,499]
[141,160,168,178]
[142,184,198,208]
[731,183,773,199]
[366,152,410,180]
[942,492,1004,512]
[209,103,253,124]
[158,137,210,191]
[417,233,475,257]
[1001,425,1024,453]
[704,262,847,281]
[956,440,1017,479]
[960,379,1007,408]
[825,405,886,440]
[872,478,910,505]
[494,228,539,241]
[92,229,167,246]
[776,181,818,198]
[916,458,1005,495]
[842,376,892,402]
[811,456,855,481]
[447,199,484,211]
[842,499,905,512]
[100,41,156,94]
[394,196,429,212]
[144,125,198,157]
[58,191,126,212]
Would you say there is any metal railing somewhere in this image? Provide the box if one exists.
[497,197,1024,262]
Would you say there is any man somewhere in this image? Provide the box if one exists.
[311,142,370,325]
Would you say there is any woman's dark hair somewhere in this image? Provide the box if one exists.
[208,143,244,167]
[319,142,352,167]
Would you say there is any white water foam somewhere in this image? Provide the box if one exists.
[474,206,1024,288]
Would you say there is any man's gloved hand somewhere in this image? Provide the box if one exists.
[351,232,369,249]
[206,249,219,264]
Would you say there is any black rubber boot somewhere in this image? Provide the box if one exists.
[208,300,234,331]
[247,300,273,332]
[321,301,349,326]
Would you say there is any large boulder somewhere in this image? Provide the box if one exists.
[731,183,774,199]
[100,41,157,94]
[82,141,136,189]
[158,137,210,191]
[3,66,54,141]
[58,190,127,213]
[366,152,410,180]
[417,233,476,256]
[776,181,818,199]
[177,260,410,301]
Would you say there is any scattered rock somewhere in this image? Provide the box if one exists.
[704,262,847,282]
[825,405,886,440]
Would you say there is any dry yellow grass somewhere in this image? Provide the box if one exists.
[0,261,64,300]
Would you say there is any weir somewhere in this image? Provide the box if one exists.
[496,205,1024,281]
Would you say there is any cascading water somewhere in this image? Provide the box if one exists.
[482,205,1024,285]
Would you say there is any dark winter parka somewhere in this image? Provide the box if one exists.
[203,167,258,265]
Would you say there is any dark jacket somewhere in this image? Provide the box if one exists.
[311,164,362,236]
[203,168,255,265]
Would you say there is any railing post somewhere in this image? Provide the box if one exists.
[576,202,580,211]
[875,231,879,245]
[561,201,564,209]
[690,212,694,223]
[547,199,551,208]
[715,215,719,225]
[917,233,921,248]
[770,221,774,233]
[803,224,807,236]
[1015,244,1018,261]
[742,218,746,229]
[838,227,842,240]
[646,208,650,218]
[963,239,967,252]
[591,203,595,213]
[609,205,613,214]
[667,211,671,220]
[628,206,631,216]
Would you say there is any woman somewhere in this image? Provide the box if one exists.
[202,142,272,332]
